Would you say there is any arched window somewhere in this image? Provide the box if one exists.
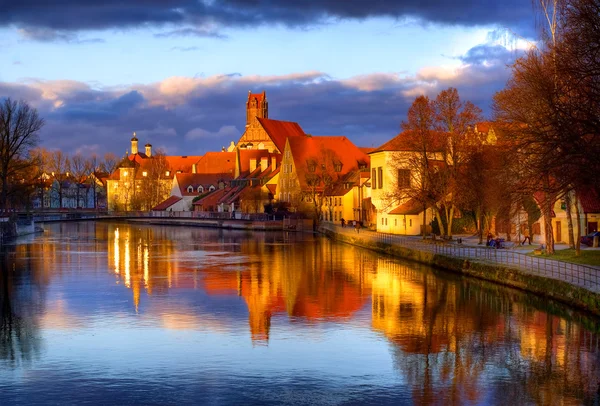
[209,185,216,192]
[197,186,204,193]
[187,186,193,193]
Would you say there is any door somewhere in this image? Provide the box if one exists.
[589,221,598,233]
[555,221,562,242]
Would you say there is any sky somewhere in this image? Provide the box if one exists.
[0,0,538,156]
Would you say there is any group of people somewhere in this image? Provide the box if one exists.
[486,229,532,248]
[340,218,361,233]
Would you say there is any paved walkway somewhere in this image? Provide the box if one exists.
[323,224,600,294]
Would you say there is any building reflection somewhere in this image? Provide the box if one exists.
[108,224,600,404]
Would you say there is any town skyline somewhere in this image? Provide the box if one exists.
[0,1,535,156]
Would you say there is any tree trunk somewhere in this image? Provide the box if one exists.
[447,205,455,239]
[434,208,445,237]
[573,193,581,256]
[564,190,575,249]
[422,204,427,239]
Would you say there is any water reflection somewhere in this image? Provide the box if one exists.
[0,245,44,366]
[1,221,599,405]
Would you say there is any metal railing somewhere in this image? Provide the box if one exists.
[322,223,600,293]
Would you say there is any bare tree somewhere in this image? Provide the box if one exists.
[70,153,91,208]
[433,88,483,238]
[302,146,341,223]
[49,151,70,208]
[0,99,44,210]
[101,152,119,175]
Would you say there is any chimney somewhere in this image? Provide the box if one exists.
[192,163,197,174]
[261,157,268,170]
[131,132,138,155]
[271,156,277,171]
[145,143,152,157]
[250,158,257,172]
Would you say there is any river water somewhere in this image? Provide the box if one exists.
[0,222,599,405]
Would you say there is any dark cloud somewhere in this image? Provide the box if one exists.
[17,26,106,43]
[2,0,535,38]
[459,44,521,66]
[0,43,513,155]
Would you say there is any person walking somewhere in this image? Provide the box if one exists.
[354,220,360,234]
[341,218,345,228]
[522,228,531,245]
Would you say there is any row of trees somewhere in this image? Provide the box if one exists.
[32,148,120,210]
[493,0,600,254]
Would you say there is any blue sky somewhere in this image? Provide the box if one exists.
[0,1,536,156]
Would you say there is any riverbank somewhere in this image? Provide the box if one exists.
[118,217,314,232]
[320,224,600,317]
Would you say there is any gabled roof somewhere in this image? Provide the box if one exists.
[370,130,446,154]
[195,152,236,175]
[578,188,600,213]
[288,135,370,190]
[388,198,423,215]
[175,173,231,196]
[152,195,182,211]
[256,118,306,152]
[164,156,203,172]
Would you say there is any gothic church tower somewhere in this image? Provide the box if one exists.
[246,90,268,126]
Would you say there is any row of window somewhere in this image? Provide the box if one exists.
[381,217,413,227]
[186,185,216,193]
[371,168,411,190]
[325,197,342,207]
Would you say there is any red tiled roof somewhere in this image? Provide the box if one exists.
[359,147,375,154]
[164,156,203,172]
[176,173,232,196]
[370,130,446,154]
[288,135,370,190]
[256,118,306,152]
[193,189,228,207]
[195,152,236,175]
[152,195,182,211]
[388,198,423,215]
[578,188,600,213]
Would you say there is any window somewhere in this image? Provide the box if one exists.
[333,162,342,172]
[308,162,316,173]
[382,218,384,225]
[142,171,147,177]
[165,170,171,177]
[378,167,383,189]
[385,218,388,225]
[209,185,215,192]
[395,219,397,226]
[123,170,128,177]
[372,169,377,189]
[187,186,193,193]
[397,169,410,189]
[197,186,203,193]
[409,219,412,227]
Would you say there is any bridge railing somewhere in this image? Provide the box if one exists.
[321,223,600,293]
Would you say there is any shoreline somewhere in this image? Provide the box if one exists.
[319,225,600,317]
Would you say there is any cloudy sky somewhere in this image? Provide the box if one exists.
[0,1,537,156]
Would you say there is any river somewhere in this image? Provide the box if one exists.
[0,222,599,405]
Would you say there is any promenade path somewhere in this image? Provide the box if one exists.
[322,223,600,294]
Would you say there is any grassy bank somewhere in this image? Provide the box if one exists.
[530,248,600,266]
